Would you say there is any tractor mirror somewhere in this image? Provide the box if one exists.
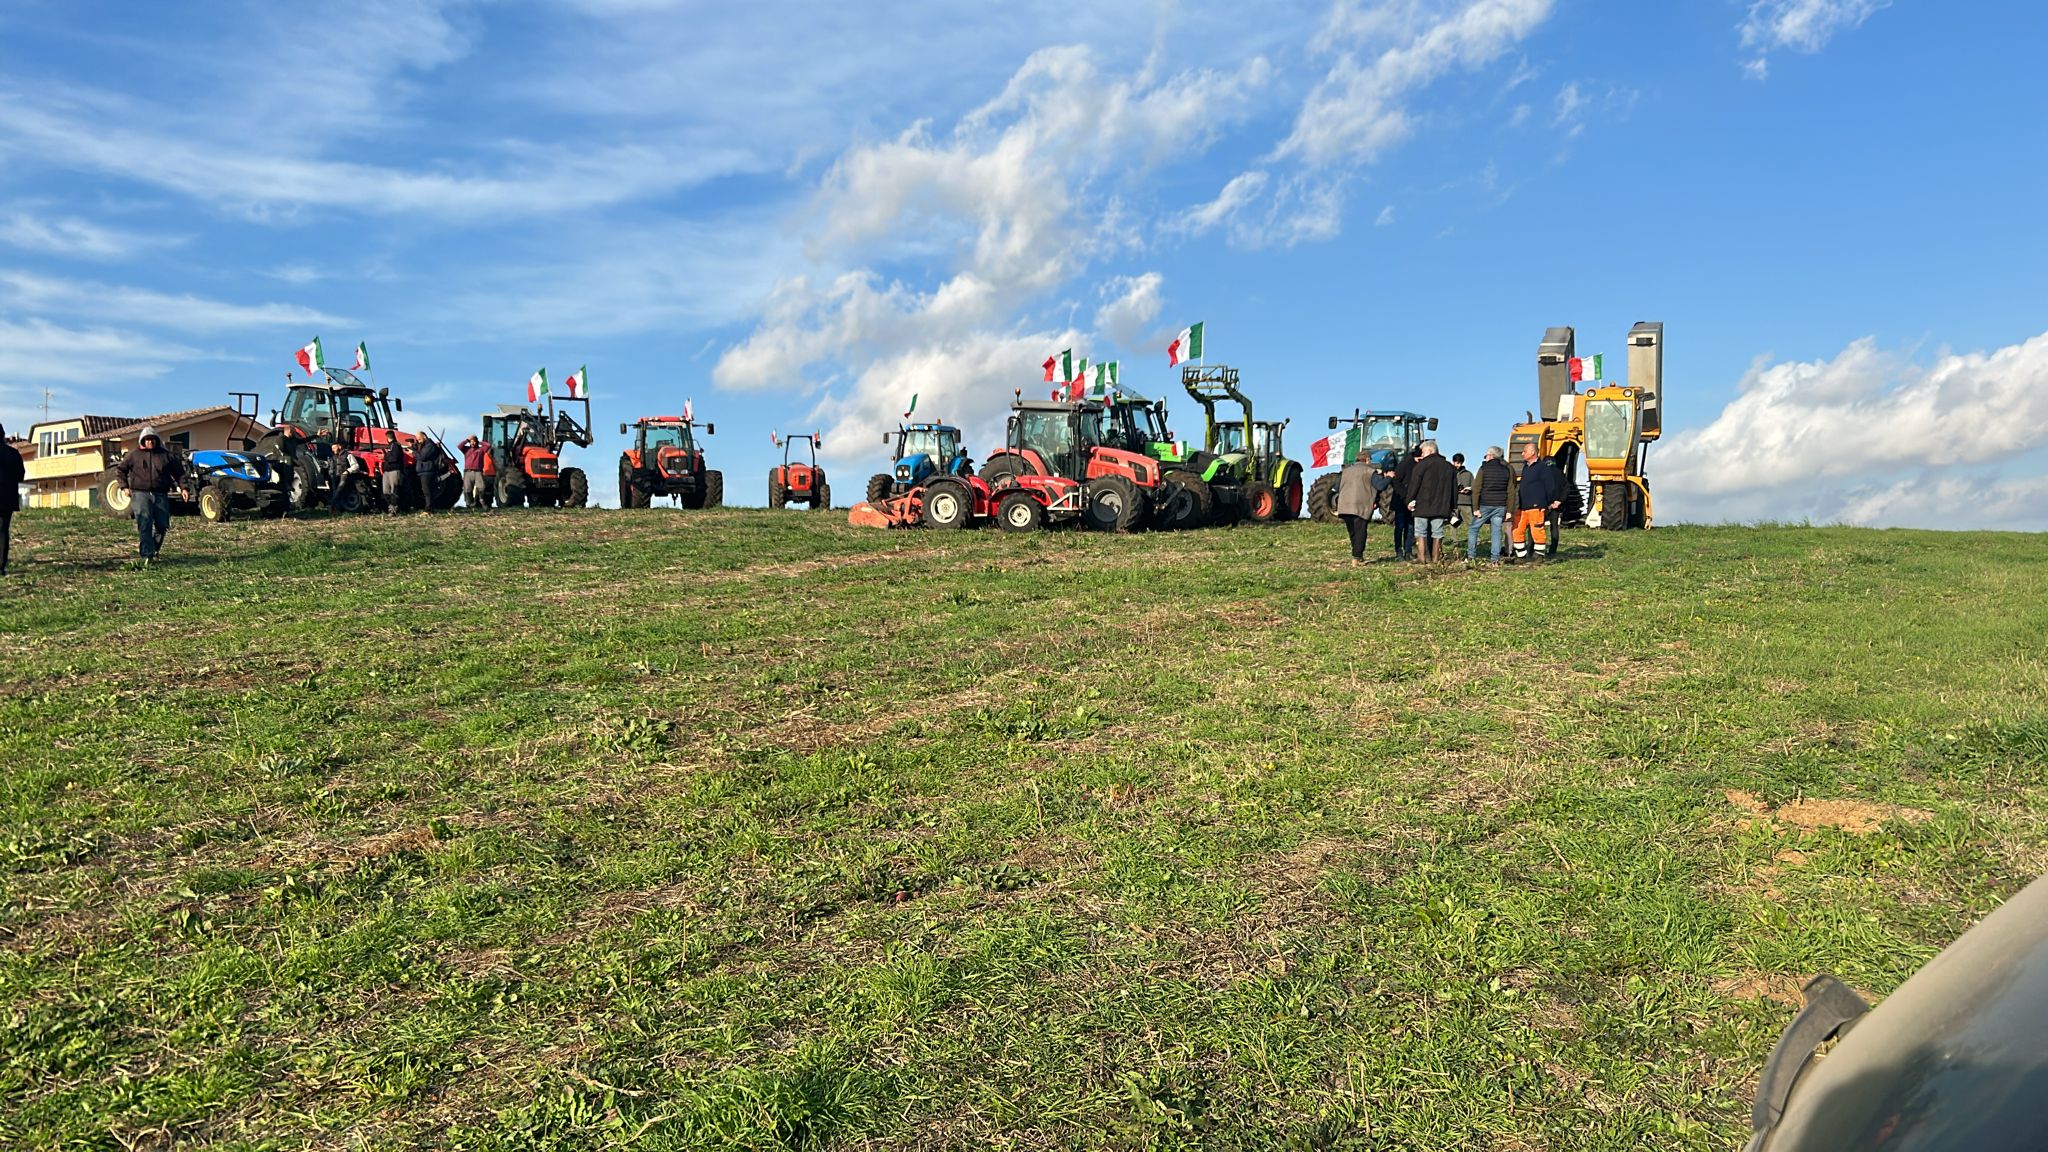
[619,423,628,434]
[394,398,404,411]
[704,423,715,435]
[1427,417,1439,431]
[1327,416,1338,429]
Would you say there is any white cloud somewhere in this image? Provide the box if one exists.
[1508,102,1532,127]
[1176,171,1271,236]
[0,213,172,260]
[1658,328,2048,527]
[1374,203,1397,226]
[1276,0,1555,168]
[1552,81,1587,136]
[1739,0,1888,75]
[1095,273,1164,349]
[0,270,342,332]
[0,318,205,385]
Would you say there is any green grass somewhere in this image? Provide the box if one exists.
[3,508,2044,1150]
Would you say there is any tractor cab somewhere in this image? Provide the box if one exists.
[624,417,707,481]
[1329,410,1437,463]
[1098,392,1179,460]
[1004,399,1099,480]
[482,407,556,483]
[882,422,969,492]
[273,367,404,451]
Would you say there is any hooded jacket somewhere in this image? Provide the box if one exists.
[1409,453,1460,519]
[116,428,185,494]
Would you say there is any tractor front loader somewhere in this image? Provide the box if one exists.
[480,395,593,508]
[1181,366,1304,522]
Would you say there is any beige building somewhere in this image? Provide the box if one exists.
[22,406,270,510]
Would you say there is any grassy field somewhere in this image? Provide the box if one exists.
[3,508,2045,1151]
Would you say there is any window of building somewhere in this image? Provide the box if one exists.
[170,431,191,450]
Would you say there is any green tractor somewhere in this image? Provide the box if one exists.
[1304,409,1438,523]
[1181,365,1304,522]
[1093,390,1213,529]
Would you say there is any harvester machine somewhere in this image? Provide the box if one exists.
[1508,322,1664,538]
[1305,409,1438,523]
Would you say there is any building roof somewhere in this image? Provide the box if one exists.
[95,406,263,442]
[27,413,147,437]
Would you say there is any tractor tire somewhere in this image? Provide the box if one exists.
[768,470,786,509]
[1597,481,1627,531]
[98,469,133,518]
[702,470,724,509]
[1306,472,1342,523]
[1153,472,1210,531]
[333,476,372,515]
[1082,475,1147,533]
[562,467,589,509]
[1280,473,1304,521]
[618,463,640,510]
[922,479,972,530]
[433,471,463,510]
[1244,481,1280,523]
[813,474,831,510]
[197,485,230,523]
[866,473,892,504]
[980,455,1027,488]
[996,489,1044,532]
[289,448,323,509]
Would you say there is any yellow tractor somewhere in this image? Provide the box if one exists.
[1508,322,1664,531]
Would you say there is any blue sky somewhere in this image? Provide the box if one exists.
[2,0,2044,525]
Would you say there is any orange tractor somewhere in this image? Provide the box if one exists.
[618,414,723,509]
[768,432,830,510]
[478,396,592,508]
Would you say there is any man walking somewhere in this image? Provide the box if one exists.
[380,439,409,514]
[1335,451,1378,564]
[1511,443,1564,563]
[1467,446,1512,564]
[413,436,449,515]
[1407,440,1459,564]
[0,425,23,576]
[115,426,183,566]
[459,435,490,509]
[1392,446,1419,560]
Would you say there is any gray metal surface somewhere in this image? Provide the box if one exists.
[1537,326,1575,424]
[1627,322,1664,439]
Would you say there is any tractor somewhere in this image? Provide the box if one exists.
[969,394,1170,532]
[1181,365,1304,522]
[97,392,294,523]
[866,422,972,504]
[479,395,593,508]
[618,415,722,509]
[768,432,830,510]
[1094,390,1211,530]
[251,366,459,513]
[1305,409,1438,523]
[1507,321,1665,545]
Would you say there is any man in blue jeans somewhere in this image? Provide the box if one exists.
[116,426,184,566]
[1467,445,1512,564]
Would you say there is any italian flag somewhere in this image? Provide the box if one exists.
[1308,426,1361,468]
[1088,361,1119,395]
[903,392,918,418]
[683,397,694,421]
[1167,321,1204,366]
[296,336,324,378]
[1569,353,1603,383]
[1043,349,1072,383]
[527,368,548,404]
[563,366,587,399]
[352,341,370,372]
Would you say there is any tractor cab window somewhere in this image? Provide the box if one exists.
[331,392,384,435]
[642,425,692,453]
[1359,417,1410,460]
[1139,404,1170,445]
[1101,406,1148,452]
[1016,410,1077,469]
[1253,425,1283,461]
[281,388,334,432]
[900,427,956,460]
[1214,424,1247,454]
[1583,399,1635,462]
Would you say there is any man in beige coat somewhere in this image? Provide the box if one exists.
[1336,454,1379,564]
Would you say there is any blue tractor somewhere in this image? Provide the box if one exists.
[866,422,973,504]
[1305,408,1438,523]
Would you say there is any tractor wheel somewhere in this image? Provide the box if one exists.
[433,471,462,510]
[1281,474,1304,520]
[813,474,831,510]
[980,455,1026,487]
[866,473,892,504]
[197,485,230,523]
[1306,473,1342,523]
[333,476,372,515]
[618,463,640,509]
[922,480,972,529]
[1597,481,1627,531]
[996,489,1044,532]
[1244,481,1280,523]
[768,469,786,509]
[98,469,133,518]
[289,448,322,509]
[562,467,589,509]
[702,470,724,509]
[496,474,525,508]
[1082,475,1146,533]
[1153,472,1209,531]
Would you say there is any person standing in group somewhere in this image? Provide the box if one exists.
[1335,451,1379,565]
[380,439,408,515]
[1468,446,1512,564]
[412,436,449,515]
[1406,440,1459,564]
[459,435,490,509]
[1511,443,1564,563]
[0,425,23,576]
[1451,452,1474,544]
[116,426,183,567]
[1392,446,1419,560]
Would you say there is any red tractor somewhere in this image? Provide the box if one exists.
[768,432,830,510]
[618,415,722,509]
[973,395,1178,532]
[478,396,592,508]
[252,366,459,512]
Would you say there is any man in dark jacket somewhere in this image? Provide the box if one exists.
[0,425,23,575]
[1406,440,1460,564]
[458,435,490,509]
[412,437,448,515]
[1335,453,1378,564]
[1512,443,1564,562]
[380,439,409,514]
[1392,446,1419,560]
[1451,453,1474,529]
[1468,446,1512,564]
[115,425,183,565]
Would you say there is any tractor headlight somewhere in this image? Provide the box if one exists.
[895,465,912,481]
